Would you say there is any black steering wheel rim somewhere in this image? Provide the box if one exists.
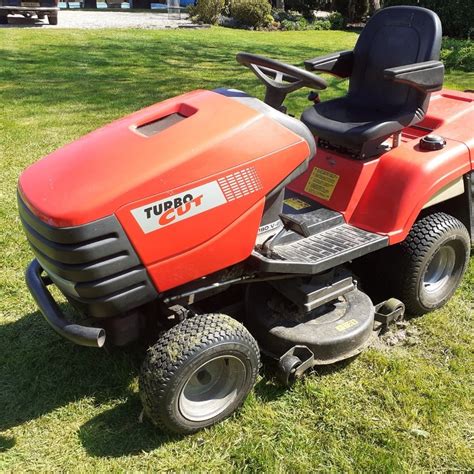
[236,52,328,92]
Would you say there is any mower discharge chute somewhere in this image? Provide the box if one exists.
[18,6,473,434]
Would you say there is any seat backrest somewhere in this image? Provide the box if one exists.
[349,6,442,113]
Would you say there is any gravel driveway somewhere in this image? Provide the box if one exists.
[1,10,196,28]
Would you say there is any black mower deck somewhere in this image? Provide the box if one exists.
[252,190,388,274]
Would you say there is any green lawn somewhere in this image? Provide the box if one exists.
[0,27,473,472]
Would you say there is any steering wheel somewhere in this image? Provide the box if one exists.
[236,52,328,109]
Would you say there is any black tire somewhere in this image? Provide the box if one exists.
[139,313,260,434]
[48,14,57,25]
[0,15,8,24]
[388,212,470,315]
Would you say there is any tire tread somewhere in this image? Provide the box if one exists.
[395,212,469,314]
[139,313,259,434]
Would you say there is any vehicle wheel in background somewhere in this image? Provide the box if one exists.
[387,212,470,315]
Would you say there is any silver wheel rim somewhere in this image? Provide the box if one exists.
[423,244,456,295]
[178,355,247,422]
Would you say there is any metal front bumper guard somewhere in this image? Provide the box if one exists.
[25,259,106,348]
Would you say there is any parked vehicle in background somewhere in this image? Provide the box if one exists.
[0,0,59,24]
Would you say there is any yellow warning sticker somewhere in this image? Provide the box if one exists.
[336,319,359,332]
[304,167,340,201]
[284,198,312,210]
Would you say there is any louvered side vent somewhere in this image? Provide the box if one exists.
[18,195,158,318]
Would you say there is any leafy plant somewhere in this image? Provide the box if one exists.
[191,0,225,24]
[328,11,345,29]
[231,0,272,28]
[383,0,474,38]
[441,38,474,71]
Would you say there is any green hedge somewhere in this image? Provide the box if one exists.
[231,0,272,27]
[383,0,473,38]
[440,38,474,71]
[190,0,225,24]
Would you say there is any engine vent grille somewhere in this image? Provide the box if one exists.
[18,194,158,318]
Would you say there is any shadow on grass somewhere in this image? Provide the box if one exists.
[0,304,185,456]
[0,434,16,453]
[0,306,142,433]
[78,398,180,457]
[253,355,356,403]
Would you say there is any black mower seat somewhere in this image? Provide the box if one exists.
[301,97,418,150]
[302,6,444,158]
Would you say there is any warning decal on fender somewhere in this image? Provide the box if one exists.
[284,197,312,210]
[304,167,339,201]
[131,167,262,234]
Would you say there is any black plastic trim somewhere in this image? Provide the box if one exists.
[384,60,444,93]
[304,50,354,78]
[18,194,158,318]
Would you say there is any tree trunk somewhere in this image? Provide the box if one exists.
[368,0,380,15]
[275,0,284,9]
[347,0,356,22]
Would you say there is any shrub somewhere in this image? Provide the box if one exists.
[279,16,331,31]
[191,0,225,24]
[271,5,344,31]
[382,0,474,39]
[440,38,474,71]
[280,17,306,30]
[311,19,331,30]
[328,11,345,29]
[231,0,272,27]
[271,9,301,22]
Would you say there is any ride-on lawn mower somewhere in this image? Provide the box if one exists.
[18,6,473,434]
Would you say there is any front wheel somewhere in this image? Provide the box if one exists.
[139,313,260,434]
[390,212,470,315]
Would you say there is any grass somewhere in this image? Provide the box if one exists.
[0,26,473,471]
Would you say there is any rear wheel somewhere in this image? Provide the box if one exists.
[388,212,470,315]
[139,313,260,434]
[48,13,57,25]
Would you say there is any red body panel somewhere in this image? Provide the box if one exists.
[19,90,309,227]
[19,88,473,292]
[289,90,474,244]
[147,201,265,291]
[19,90,311,290]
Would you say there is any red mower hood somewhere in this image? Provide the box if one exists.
[19,90,311,227]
